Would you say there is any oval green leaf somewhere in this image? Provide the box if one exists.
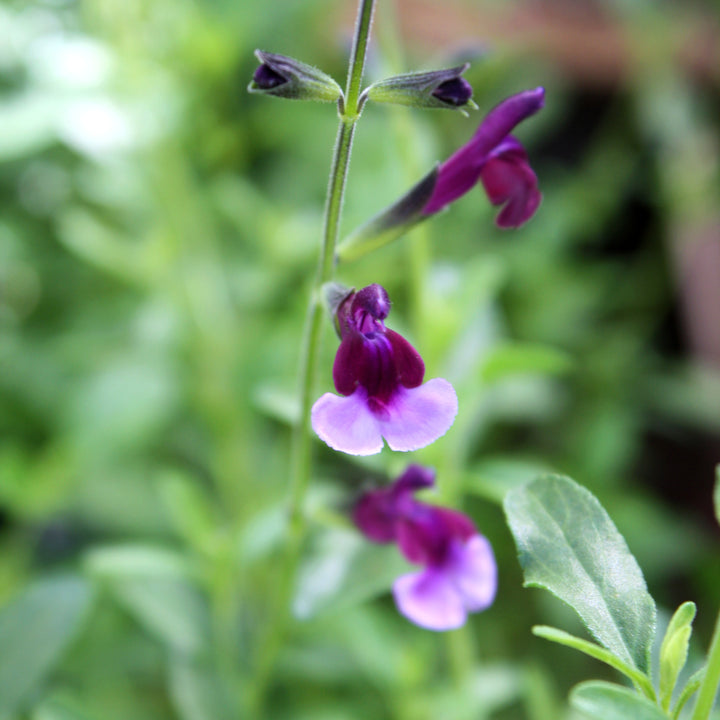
[571,681,668,720]
[0,575,94,717]
[504,475,656,672]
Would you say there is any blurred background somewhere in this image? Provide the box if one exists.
[0,0,718,718]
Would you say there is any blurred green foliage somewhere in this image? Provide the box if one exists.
[0,0,718,718]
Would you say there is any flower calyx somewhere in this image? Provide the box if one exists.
[364,64,476,113]
[248,50,343,103]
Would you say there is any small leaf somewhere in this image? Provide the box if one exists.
[659,601,696,710]
[293,528,412,619]
[169,656,235,720]
[85,545,209,655]
[571,681,669,720]
[672,667,704,719]
[532,626,655,699]
[0,576,94,717]
[32,693,98,720]
[504,475,656,672]
[158,469,218,550]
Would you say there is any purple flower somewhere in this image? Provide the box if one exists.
[354,465,497,631]
[422,87,545,228]
[311,285,457,456]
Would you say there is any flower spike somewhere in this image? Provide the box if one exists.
[311,285,457,455]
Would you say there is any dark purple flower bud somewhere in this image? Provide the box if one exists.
[431,76,473,107]
[312,285,457,455]
[353,466,497,631]
[365,64,475,112]
[422,87,545,226]
[248,50,343,103]
[252,63,286,90]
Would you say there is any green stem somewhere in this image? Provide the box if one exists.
[248,1,375,716]
[690,609,720,720]
[345,0,375,115]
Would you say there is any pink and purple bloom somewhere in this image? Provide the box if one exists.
[354,465,497,631]
[422,87,545,228]
[311,284,457,456]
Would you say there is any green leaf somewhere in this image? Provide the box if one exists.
[689,609,720,720]
[0,576,94,717]
[169,656,235,720]
[158,469,218,551]
[480,342,573,384]
[714,465,719,528]
[504,475,656,672]
[571,681,669,720]
[32,693,98,720]
[84,545,209,655]
[672,667,704,719]
[532,626,655,699]
[659,602,696,710]
[293,528,412,619]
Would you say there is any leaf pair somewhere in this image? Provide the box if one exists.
[504,475,713,720]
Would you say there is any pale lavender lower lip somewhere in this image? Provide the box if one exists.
[311,378,458,456]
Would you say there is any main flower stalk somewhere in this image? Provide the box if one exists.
[289,0,374,570]
[249,0,376,715]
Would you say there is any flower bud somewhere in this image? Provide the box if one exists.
[364,64,476,112]
[248,50,343,103]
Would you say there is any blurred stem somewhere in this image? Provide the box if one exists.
[690,609,720,720]
[248,1,375,716]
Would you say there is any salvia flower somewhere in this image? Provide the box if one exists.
[248,50,343,103]
[311,284,457,456]
[354,465,497,631]
[336,87,545,262]
[422,87,545,227]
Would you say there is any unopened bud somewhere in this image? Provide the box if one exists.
[248,50,343,103]
[364,64,476,112]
